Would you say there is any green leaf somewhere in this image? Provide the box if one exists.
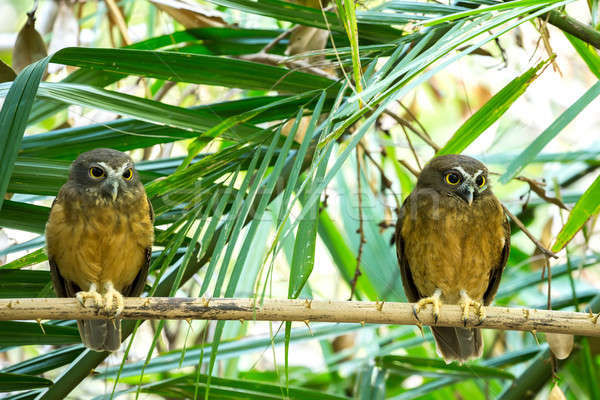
[1,346,83,376]
[500,79,600,183]
[50,47,340,95]
[0,82,260,138]
[317,210,378,300]
[0,201,49,234]
[552,175,600,251]
[21,95,311,160]
[0,322,79,346]
[378,355,515,380]
[0,372,52,392]
[204,0,402,42]
[0,57,50,211]
[289,189,319,299]
[0,270,51,297]
[103,374,348,400]
[422,0,565,27]
[437,60,547,156]
[99,323,365,379]
[565,33,600,78]
[0,248,47,270]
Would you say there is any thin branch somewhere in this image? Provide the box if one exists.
[1,298,599,336]
[399,159,420,178]
[260,26,299,54]
[358,142,402,214]
[502,204,558,259]
[400,122,422,171]
[544,10,600,50]
[349,149,366,300]
[396,101,435,142]
[238,53,337,80]
[383,109,440,152]
[104,0,131,46]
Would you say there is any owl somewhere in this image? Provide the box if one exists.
[395,154,510,362]
[46,148,153,351]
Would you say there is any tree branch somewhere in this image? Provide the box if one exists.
[544,10,600,50]
[2,298,598,336]
[502,204,558,259]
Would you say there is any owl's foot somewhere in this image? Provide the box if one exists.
[459,290,485,327]
[413,289,443,324]
[102,282,124,318]
[76,284,103,309]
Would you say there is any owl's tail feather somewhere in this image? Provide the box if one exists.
[77,319,121,352]
[431,326,483,363]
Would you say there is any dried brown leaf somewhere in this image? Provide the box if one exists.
[0,59,16,83]
[516,176,568,210]
[546,333,574,360]
[150,0,226,28]
[548,383,566,400]
[287,26,329,57]
[12,11,48,74]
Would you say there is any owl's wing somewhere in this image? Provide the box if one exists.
[122,196,154,297]
[395,198,421,303]
[49,258,80,297]
[48,196,81,298]
[482,211,511,305]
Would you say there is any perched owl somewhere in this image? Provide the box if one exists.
[395,154,510,362]
[46,148,154,352]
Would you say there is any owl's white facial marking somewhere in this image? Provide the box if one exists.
[453,166,487,192]
[97,162,130,180]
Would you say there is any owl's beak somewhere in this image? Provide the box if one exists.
[110,181,118,201]
[457,183,474,205]
[101,178,119,201]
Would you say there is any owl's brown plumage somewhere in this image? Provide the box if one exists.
[395,154,510,362]
[46,148,154,352]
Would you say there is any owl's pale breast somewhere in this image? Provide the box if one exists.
[46,191,153,293]
[401,192,505,304]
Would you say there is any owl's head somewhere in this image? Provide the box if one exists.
[69,148,142,202]
[416,154,491,205]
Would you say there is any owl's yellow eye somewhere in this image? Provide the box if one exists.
[122,168,133,181]
[89,166,105,179]
[476,175,486,187]
[445,172,461,185]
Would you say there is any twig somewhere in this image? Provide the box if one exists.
[383,109,440,152]
[104,0,131,46]
[396,101,436,143]
[546,256,552,310]
[2,298,599,336]
[399,159,419,178]
[260,26,299,54]
[238,53,337,80]
[502,204,558,259]
[400,122,422,171]
[515,175,568,210]
[153,81,177,102]
[349,149,366,300]
[29,0,39,16]
[543,10,600,50]
[358,142,402,214]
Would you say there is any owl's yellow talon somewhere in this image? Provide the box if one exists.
[459,290,485,327]
[76,284,103,309]
[413,289,443,324]
[102,282,124,318]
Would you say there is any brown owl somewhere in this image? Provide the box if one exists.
[46,148,154,352]
[395,154,510,362]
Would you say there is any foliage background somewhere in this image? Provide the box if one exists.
[0,0,599,399]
